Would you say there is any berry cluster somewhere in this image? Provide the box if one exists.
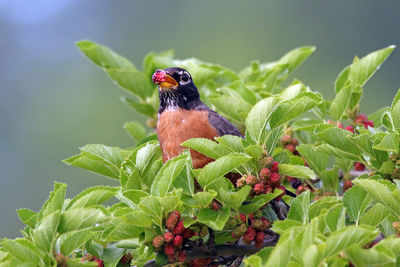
[280,134,299,155]
[231,213,270,248]
[80,254,104,267]
[152,211,195,263]
[354,114,374,129]
[237,160,286,199]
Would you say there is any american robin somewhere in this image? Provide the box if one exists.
[152,67,243,169]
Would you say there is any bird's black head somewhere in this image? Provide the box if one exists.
[152,67,201,113]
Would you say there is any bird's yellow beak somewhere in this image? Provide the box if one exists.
[152,69,178,90]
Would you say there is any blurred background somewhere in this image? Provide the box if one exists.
[1,0,399,237]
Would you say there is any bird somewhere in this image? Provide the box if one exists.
[152,67,243,169]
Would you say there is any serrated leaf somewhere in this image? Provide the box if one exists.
[150,154,187,196]
[58,208,108,233]
[120,97,157,117]
[278,164,316,180]
[372,132,399,153]
[239,190,282,215]
[319,167,340,193]
[343,185,372,224]
[245,97,279,144]
[58,229,94,256]
[353,179,400,217]
[197,153,251,189]
[67,186,118,209]
[309,196,341,219]
[39,182,66,219]
[193,191,217,208]
[138,197,162,226]
[101,245,125,267]
[360,203,391,227]
[106,69,153,99]
[16,209,37,229]
[123,121,147,142]
[1,238,40,264]
[197,205,230,231]
[329,85,353,121]
[64,144,130,179]
[136,142,162,186]
[287,190,310,224]
[32,211,60,253]
[219,185,251,211]
[181,138,229,159]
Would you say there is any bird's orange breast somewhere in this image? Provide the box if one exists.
[157,108,218,169]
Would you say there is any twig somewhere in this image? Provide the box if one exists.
[270,200,286,220]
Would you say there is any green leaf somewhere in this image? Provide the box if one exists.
[324,225,378,258]
[319,167,340,193]
[372,132,399,153]
[58,229,94,256]
[16,209,37,229]
[173,163,195,195]
[101,245,125,267]
[360,203,391,227]
[345,245,395,267]
[297,144,329,175]
[67,186,118,209]
[329,85,353,121]
[193,191,217,208]
[123,122,147,142]
[379,160,395,174]
[271,219,304,234]
[239,190,282,215]
[64,144,130,179]
[120,97,157,117]
[39,182,66,219]
[135,142,162,185]
[138,197,163,226]
[245,97,279,144]
[32,211,60,253]
[1,238,40,264]
[278,164,316,180]
[150,154,187,196]
[277,46,316,72]
[197,205,230,231]
[287,190,310,224]
[76,40,136,70]
[67,259,97,267]
[219,185,251,211]
[58,208,108,233]
[269,92,322,128]
[215,135,245,153]
[143,50,174,78]
[106,69,153,99]
[343,185,372,224]
[353,179,400,217]
[181,138,229,159]
[197,153,251,189]
[209,94,252,122]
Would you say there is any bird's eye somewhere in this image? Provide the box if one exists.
[181,73,190,83]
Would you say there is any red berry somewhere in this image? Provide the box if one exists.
[183,229,195,239]
[173,235,183,248]
[363,120,374,129]
[256,231,265,242]
[164,232,174,243]
[276,185,286,200]
[173,221,185,234]
[354,162,365,171]
[355,114,368,124]
[343,180,353,192]
[178,251,186,262]
[271,161,279,173]
[239,213,247,223]
[249,213,254,221]
[345,125,355,133]
[260,217,271,230]
[259,168,271,180]
[152,235,165,248]
[120,254,133,264]
[166,211,180,231]
[291,138,299,146]
[243,227,256,243]
[254,182,266,194]
[211,201,220,211]
[269,173,281,187]
[337,122,344,129]
[95,258,104,267]
[164,244,175,256]
[285,144,296,153]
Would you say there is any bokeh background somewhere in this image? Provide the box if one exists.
[1,0,399,237]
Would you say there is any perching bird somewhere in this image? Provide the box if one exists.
[152,67,243,169]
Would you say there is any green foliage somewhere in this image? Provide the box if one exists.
[3,41,400,267]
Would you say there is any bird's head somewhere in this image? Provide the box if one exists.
[152,67,201,112]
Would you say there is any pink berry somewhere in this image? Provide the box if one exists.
[345,125,355,133]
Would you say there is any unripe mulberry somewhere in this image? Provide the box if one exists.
[246,175,258,185]
[173,221,185,234]
[392,168,400,179]
[236,177,246,187]
[232,224,247,238]
[271,161,279,173]
[251,219,263,229]
[243,227,256,243]
[164,244,175,255]
[296,185,306,195]
[281,134,291,144]
[173,235,183,248]
[164,232,174,243]
[265,156,274,166]
[254,182,266,194]
[166,211,180,231]
[260,217,271,230]
[198,226,209,237]
[354,162,365,171]
[389,153,398,162]
[152,235,164,248]
[259,168,271,180]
